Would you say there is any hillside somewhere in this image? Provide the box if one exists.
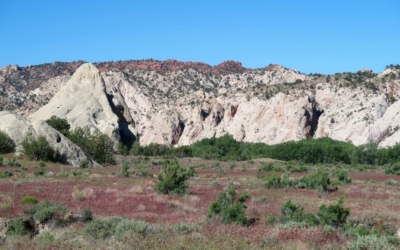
[0,60,400,148]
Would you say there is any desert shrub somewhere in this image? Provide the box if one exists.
[0,171,13,178]
[0,130,16,153]
[21,134,56,161]
[68,126,115,165]
[332,168,352,183]
[348,235,397,250]
[57,172,68,178]
[208,186,251,226]
[317,196,349,228]
[156,161,196,195]
[21,196,39,205]
[6,218,27,236]
[25,201,68,223]
[384,163,400,175]
[119,161,130,177]
[34,231,55,244]
[34,169,46,176]
[79,160,90,169]
[136,165,152,177]
[264,173,283,189]
[301,169,331,192]
[114,219,148,238]
[285,162,308,172]
[84,217,122,240]
[276,220,311,229]
[45,116,70,137]
[0,156,3,165]
[280,200,319,226]
[264,169,333,192]
[7,158,21,167]
[82,207,93,222]
[257,162,282,177]
[71,170,85,177]
[174,223,197,234]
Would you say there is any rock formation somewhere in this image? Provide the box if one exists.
[0,111,97,167]
[1,59,400,149]
[30,63,137,149]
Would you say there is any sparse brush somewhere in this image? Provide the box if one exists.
[25,201,68,223]
[208,185,251,226]
[82,207,93,222]
[21,196,39,205]
[6,218,27,236]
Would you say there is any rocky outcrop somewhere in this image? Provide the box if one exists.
[95,59,245,75]
[1,59,400,149]
[0,111,97,167]
[29,63,137,148]
[0,111,35,152]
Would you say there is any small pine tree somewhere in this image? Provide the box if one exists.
[156,160,196,195]
[317,196,349,228]
[208,186,251,226]
[0,130,16,154]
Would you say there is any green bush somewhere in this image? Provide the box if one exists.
[38,161,46,168]
[79,160,90,169]
[136,165,152,177]
[34,231,55,244]
[0,171,13,178]
[6,218,27,236]
[0,130,16,153]
[84,217,122,240]
[385,163,400,175]
[45,116,70,137]
[156,160,196,195]
[332,168,352,183]
[25,201,68,223]
[21,196,39,205]
[21,134,56,161]
[34,169,46,176]
[302,169,332,192]
[84,217,148,240]
[317,196,349,228]
[72,170,85,177]
[119,161,130,177]
[82,207,93,222]
[174,223,197,234]
[114,219,148,237]
[208,186,251,226]
[348,235,397,250]
[257,162,282,177]
[280,200,319,226]
[7,158,21,167]
[264,173,283,189]
[67,126,115,165]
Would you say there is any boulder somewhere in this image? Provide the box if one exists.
[0,111,98,167]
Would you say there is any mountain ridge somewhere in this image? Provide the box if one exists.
[1,60,400,152]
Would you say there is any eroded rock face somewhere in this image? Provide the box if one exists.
[29,63,137,148]
[2,59,400,148]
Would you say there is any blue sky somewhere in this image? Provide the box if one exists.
[0,0,399,74]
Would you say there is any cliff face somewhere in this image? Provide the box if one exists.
[1,59,400,148]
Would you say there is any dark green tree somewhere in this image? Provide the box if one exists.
[45,116,70,137]
[0,130,16,154]
[208,186,251,226]
[156,160,196,195]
